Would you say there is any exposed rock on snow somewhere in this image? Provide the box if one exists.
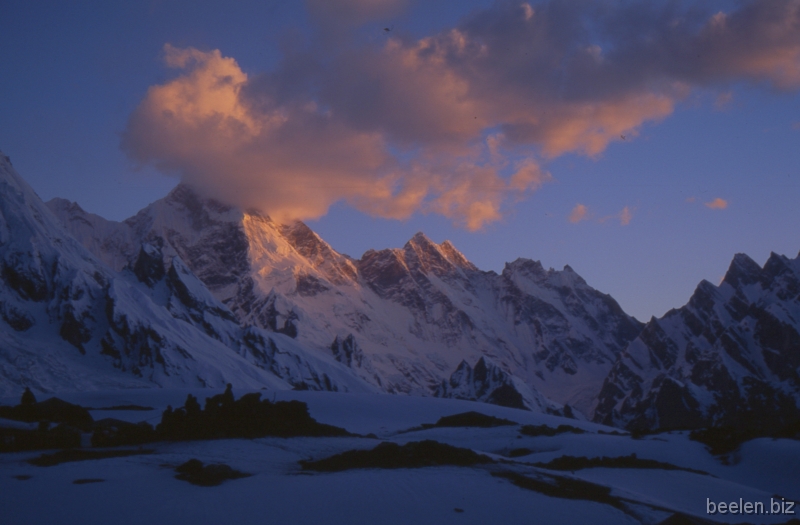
[436,357,559,413]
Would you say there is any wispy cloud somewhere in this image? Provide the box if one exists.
[705,197,729,209]
[123,0,800,228]
[595,205,635,225]
[619,206,633,225]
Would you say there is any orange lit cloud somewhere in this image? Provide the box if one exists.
[705,198,729,210]
[123,0,800,228]
[122,45,547,229]
[124,45,385,223]
[569,204,589,224]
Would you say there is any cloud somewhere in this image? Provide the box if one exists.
[124,45,385,223]
[619,206,633,225]
[122,44,548,228]
[705,197,729,209]
[385,0,800,157]
[595,205,635,225]
[569,204,589,223]
[123,0,800,228]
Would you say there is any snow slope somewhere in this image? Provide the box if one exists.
[1,388,798,525]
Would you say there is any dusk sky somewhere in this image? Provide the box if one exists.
[2,0,799,322]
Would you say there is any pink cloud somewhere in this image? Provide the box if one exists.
[705,197,729,210]
[569,204,589,224]
[122,45,549,229]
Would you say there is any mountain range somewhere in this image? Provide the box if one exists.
[2,150,799,432]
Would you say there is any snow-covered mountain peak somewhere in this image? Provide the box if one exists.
[687,279,719,306]
[277,221,357,285]
[407,231,433,245]
[154,184,358,289]
[762,251,799,281]
[502,258,547,281]
[722,252,763,288]
[403,232,444,259]
[161,183,244,225]
[502,258,589,291]
[402,232,476,278]
[438,240,476,271]
[552,264,588,287]
[45,182,360,300]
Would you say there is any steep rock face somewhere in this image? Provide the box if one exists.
[49,184,642,414]
[594,253,800,432]
[0,153,374,396]
[489,259,644,411]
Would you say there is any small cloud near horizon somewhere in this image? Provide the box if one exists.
[705,197,729,210]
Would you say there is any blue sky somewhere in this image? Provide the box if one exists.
[1,0,799,321]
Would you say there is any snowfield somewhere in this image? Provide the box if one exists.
[2,389,798,525]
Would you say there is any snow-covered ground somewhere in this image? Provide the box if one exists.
[2,389,798,525]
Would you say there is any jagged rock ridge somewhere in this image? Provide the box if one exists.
[594,252,800,431]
